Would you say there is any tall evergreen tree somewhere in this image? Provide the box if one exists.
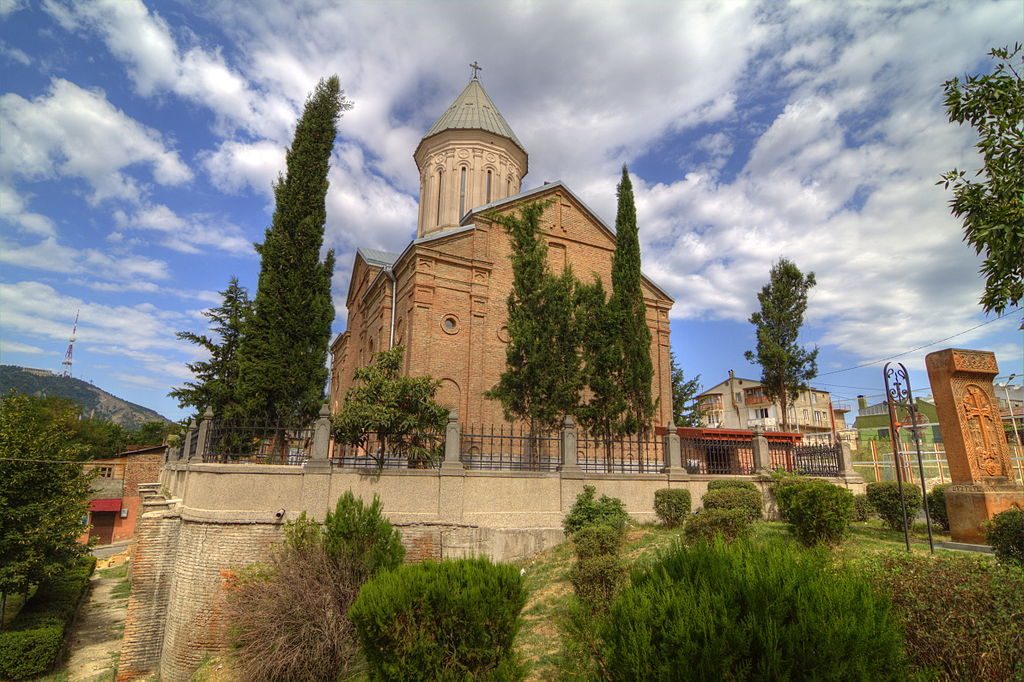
[609,165,654,434]
[237,76,349,425]
[170,277,252,419]
[744,258,819,431]
[669,351,703,427]
[486,202,581,432]
[575,276,625,440]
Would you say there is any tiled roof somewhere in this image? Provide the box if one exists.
[357,248,399,267]
[423,78,524,152]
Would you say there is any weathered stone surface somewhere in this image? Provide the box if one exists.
[925,348,1024,543]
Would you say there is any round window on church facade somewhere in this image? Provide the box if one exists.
[441,314,460,335]
[497,325,509,343]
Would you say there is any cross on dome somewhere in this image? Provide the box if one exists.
[470,61,482,80]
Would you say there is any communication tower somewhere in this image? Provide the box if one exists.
[60,310,79,377]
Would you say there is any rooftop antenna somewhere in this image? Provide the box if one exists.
[61,310,79,377]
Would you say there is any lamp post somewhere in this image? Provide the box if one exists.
[996,374,1023,453]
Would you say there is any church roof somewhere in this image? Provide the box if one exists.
[422,78,525,153]
[356,248,399,267]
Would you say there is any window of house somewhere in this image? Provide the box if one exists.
[735,392,742,403]
[459,166,467,217]
[486,170,492,203]
[877,428,890,440]
[756,408,769,419]
[931,425,943,443]
[802,409,809,423]
[96,465,113,478]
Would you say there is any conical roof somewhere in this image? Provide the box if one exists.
[422,78,525,153]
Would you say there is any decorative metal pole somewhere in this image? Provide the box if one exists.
[884,363,912,552]
[899,363,935,553]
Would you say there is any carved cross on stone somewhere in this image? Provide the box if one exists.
[963,385,1003,476]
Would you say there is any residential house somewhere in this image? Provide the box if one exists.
[80,444,165,546]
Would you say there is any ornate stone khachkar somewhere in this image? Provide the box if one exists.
[925,348,1023,543]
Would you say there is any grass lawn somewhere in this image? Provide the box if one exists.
[512,518,958,681]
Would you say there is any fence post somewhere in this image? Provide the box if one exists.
[182,419,196,461]
[304,403,333,473]
[195,407,213,462]
[837,440,862,481]
[441,410,464,471]
[559,415,581,473]
[663,423,682,474]
[751,427,771,473]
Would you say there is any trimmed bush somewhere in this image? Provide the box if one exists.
[683,508,752,544]
[569,523,625,612]
[601,540,906,680]
[925,484,950,532]
[653,488,691,527]
[769,471,815,521]
[706,479,759,493]
[864,551,1024,680]
[867,482,923,531]
[785,482,854,546]
[349,558,527,680]
[0,557,95,680]
[985,507,1024,567]
[563,485,628,536]
[701,486,762,521]
[227,493,404,681]
[852,493,873,522]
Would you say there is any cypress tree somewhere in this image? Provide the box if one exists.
[237,76,350,425]
[170,276,252,420]
[486,201,581,432]
[609,165,654,434]
[576,276,625,441]
[744,258,819,431]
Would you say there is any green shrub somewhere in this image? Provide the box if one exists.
[701,486,762,521]
[569,523,625,612]
[350,558,527,680]
[563,485,628,536]
[985,507,1024,567]
[0,557,95,680]
[601,540,905,680]
[653,488,691,527]
[866,481,923,532]
[322,491,406,582]
[863,551,1024,680]
[683,508,752,544]
[769,471,815,521]
[852,493,873,522]
[926,484,951,532]
[706,479,759,493]
[785,482,854,546]
[227,493,404,682]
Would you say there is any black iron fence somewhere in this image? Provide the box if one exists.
[460,424,561,471]
[792,443,841,477]
[680,438,756,475]
[202,420,314,465]
[332,432,443,470]
[767,440,795,471]
[578,430,665,474]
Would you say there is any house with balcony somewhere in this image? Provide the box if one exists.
[696,370,838,443]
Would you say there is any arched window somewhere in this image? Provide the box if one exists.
[459,166,467,218]
[435,169,444,225]
[486,170,492,203]
[507,176,511,196]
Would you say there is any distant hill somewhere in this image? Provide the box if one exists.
[0,365,172,429]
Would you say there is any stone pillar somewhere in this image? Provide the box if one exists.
[194,408,214,462]
[838,441,862,480]
[560,415,581,473]
[301,404,333,520]
[925,348,1024,543]
[441,410,464,471]
[181,420,196,461]
[751,427,770,473]
[663,423,686,480]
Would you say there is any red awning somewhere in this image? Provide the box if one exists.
[89,498,121,512]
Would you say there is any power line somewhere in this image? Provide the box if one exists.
[818,307,1021,377]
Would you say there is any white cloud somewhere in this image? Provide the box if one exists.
[200,139,284,196]
[113,203,253,255]
[0,0,25,18]
[0,78,191,203]
[0,234,170,281]
[0,184,56,236]
[0,41,30,64]
[0,340,49,356]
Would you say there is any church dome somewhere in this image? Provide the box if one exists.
[419,78,526,156]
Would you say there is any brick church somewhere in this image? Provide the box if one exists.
[329,72,675,427]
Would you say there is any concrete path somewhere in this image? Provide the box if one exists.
[63,562,129,681]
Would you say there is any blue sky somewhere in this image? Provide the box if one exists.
[1,0,1021,422]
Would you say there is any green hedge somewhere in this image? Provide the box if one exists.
[563,485,629,536]
[866,482,923,532]
[349,557,527,680]
[683,508,752,544]
[852,493,874,522]
[701,486,762,521]
[986,507,1024,567]
[706,479,759,493]
[0,557,95,680]
[784,482,854,546]
[926,484,951,532]
[601,540,905,680]
[653,488,691,527]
